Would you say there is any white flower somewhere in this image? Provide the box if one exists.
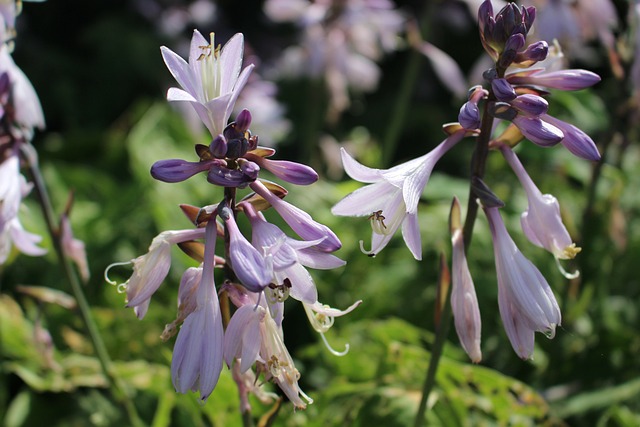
[161,30,254,137]
[332,131,465,259]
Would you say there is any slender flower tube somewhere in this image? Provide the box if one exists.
[332,130,465,259]
[171,219,224,401]
[500,145,581,263]
[161,31,254,137]
[250,180,342,253]
[220,206,272,292]
[484,205,561,357]
[449,198,481,363]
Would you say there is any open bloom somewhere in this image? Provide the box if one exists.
[500,145,581,263]
[485,205,561,359]
[246,203,345,304]
[332,130,465,259]
[161,30,254,137]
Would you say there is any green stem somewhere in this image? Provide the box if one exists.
[22,144,144,427]
[413,97,495,427]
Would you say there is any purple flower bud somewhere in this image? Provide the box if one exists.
[504,33,525,54]
[210,134,227,158]
[542,115,601,161]
[207,164,255,188]
[238,159,260,180]
[510,94,548,117]
[220,206,272,292]
[151,159,217,183]
[235,109,252,133]
[517,41,548,64]
[507,69,601,91]
[458,101,480,130]
[523,6,536,30]
[478,0,494,35]
[492,78,517,101]
[512,116,563,146]
[244,153,319,185]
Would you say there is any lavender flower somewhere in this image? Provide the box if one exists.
[500,145,581,266]
[485,205,561,359]
[223,286,313,409]
[106,228,206,319]
[449,198,482,363]
[332,130,465,259]
[171,220,224,401]
[251,180,341,253]
[161,31,254,137]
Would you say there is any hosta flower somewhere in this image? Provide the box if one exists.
[161,30,254,137]
[245,203,346,304]
[0,154,46,264]
[224,288,313,409]
[250,180,341,253]
[332,130,465,259]
[485,205,561,359]
[500,145,581,264]
[108,228,206,319]
[171,220,224,401]
[449,198,481,363]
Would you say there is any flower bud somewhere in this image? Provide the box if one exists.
[207,164,255,188]
[244,153,319,185]
[491,78,517,101]
[210,134,227,158]
[512,116,563,146]
[235,109,252,133]
[151,159,217,183]
[510,94,548,117]
[458,101,480,130]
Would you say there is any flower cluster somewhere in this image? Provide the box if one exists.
[264,0,404,121]
[0,5,46,265]
[333,1,600,361]
[110,30,358,407]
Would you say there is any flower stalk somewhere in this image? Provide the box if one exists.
[23,145,144,427]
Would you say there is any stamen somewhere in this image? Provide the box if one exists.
[319,333,350,357]
[555,257,580,280]
[104,261,132,286]
[368,210,387,235]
